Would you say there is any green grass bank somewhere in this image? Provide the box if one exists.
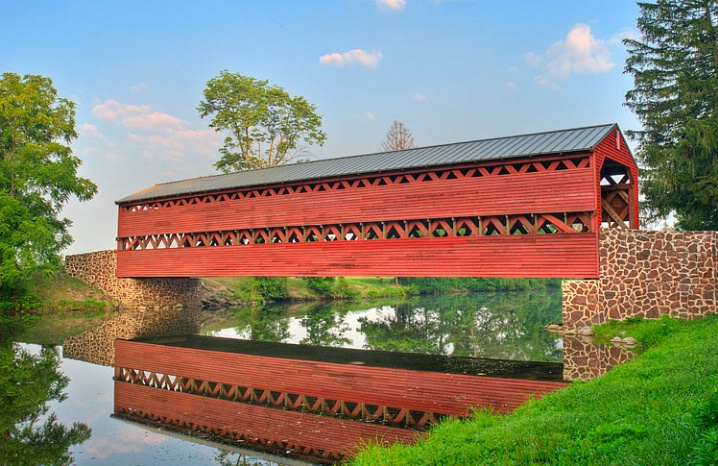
[351,315,718,465]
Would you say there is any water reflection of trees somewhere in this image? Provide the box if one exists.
[233,306,291,342]
[299,303,351,347]
[359,291,562,362]
[219,290,562,362]
[0,342,91,465]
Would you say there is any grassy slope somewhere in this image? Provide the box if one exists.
[351,315,718,465]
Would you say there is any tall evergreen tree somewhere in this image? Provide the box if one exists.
[625,0,718,229]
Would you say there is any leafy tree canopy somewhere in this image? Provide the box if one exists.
[0,343,91,465]
[198,70,327,173]
[0,73,97,297]
[625,0,718,229]
[380,120,415,151]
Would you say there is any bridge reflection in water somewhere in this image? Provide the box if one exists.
[113,336,568,464]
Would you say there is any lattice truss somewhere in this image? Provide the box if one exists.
[600,163,634,229]
[120,213,594,251]
[116,367,444,429]
[119,155,598,251]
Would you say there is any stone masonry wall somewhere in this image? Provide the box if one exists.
[563,229,717,330]
[63,305,202,366]
[64,250,201,309]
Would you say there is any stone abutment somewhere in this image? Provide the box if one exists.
[563,229,717,330]
[64,250,201,310]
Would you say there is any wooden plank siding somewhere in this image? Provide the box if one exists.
[593,127,640,229]
[115,127,640,278]
[116,233,599,278]
[114,339,568,416]
[114,338,568,461]
[118,166,596,238]
[114,383,421,463]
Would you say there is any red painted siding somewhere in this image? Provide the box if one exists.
[115,130,640,278]
[116,234,599,278]
[118,168,596,237]
[593,128,641,228]
[115,383,421,462]
[114,339,568,416]
[114,338,567,460]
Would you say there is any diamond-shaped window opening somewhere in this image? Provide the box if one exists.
[509,221,530,235]
[237,231,252,245]
[363,224,382,240]
[430,220,452,237]
[343,225,361,241]
[306,227,321,242]
[324,226,341,241]
[455,218,478,237]
[385,222,404,239]
[287,228,302,243]
[537,217,558,234]
[407,220,429,238]
[482,219,504,236]
[168,235,181,249]
[568,215,589,233]
[223,234,235,246]
[270,231,285,243]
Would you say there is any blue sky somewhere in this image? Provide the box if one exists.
[1,0,642,254]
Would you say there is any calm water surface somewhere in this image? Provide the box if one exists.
[9,290,562,465]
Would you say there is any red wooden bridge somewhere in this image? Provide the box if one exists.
[115,124,638,279]
[114,336,567,463]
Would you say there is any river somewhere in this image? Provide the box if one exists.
[6,289,605,465]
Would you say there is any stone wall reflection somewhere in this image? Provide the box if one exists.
[562,336,634,381]
[63,305,202,366]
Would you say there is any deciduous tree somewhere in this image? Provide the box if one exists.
[0,73,97,299]
[0,343,91,465]
[380,120,415,151]
[624,0,718,229]
[198,71,327,173]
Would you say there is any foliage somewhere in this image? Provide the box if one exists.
[332,277,362,300]
[351,315,718,465]
[380,120,415,151]
[398,277,560,294]
[299,303,351,347]
[198,70,327,173]
[624,0,718,229]
[229,305,291,342]
[0,343,91,465]
[358,290,562,360]
[303,276,336,296]
[0,73,97,300]
[232,276,289,303]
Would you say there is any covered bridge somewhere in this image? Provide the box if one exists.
[115,123,639,279]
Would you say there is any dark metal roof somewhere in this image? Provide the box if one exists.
[117,123,618,204]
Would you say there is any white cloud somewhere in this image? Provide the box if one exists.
[79,123,106,141]
[505,81,516,89]
[377,0,406,10]
[414,92,427,101]
[365,111,375,120]
[527,24,614,88]
[319,49,383,68]
[91,99,221,160]
[92,99,149,122]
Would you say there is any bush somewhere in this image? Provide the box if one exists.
[304,277,336,297]
[252,277,289,301]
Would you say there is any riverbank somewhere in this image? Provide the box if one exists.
[350,314,718,465]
